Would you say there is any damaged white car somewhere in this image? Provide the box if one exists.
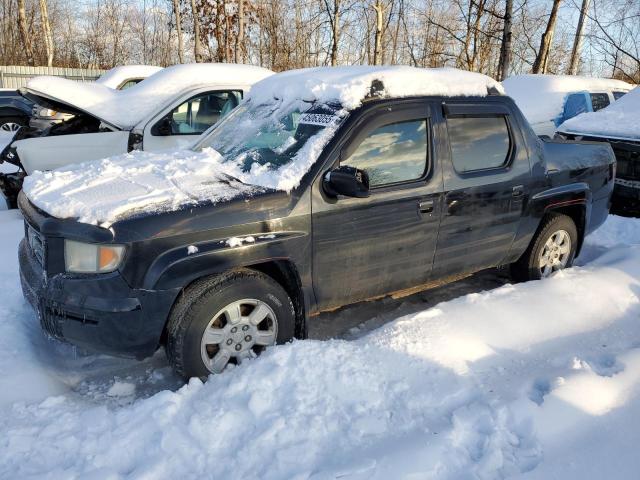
[0,63,273,207]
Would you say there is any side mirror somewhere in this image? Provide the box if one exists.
[152,116,172,136]
[323,166,370,198]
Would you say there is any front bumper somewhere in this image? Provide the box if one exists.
[19,239,180,359]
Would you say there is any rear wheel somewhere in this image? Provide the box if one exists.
[166,269,295,379]
[0,116,26,132]
[510,213,578,282]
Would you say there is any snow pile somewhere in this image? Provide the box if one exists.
[22,148,264,226]
[95,65,162,89]
[558,86,640,140]
[502,74,633,126]
[1,214,640,478]
[248,66,504,110]
[24,63,274,129]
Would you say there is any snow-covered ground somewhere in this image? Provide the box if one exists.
[0,212,639,479]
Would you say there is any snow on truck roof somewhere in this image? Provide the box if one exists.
[23,63,274,130]
[23,66,504,226]
[94,65,163,89]
[502,74,634,126]
[246,65,504,108]
[559,86,640,140]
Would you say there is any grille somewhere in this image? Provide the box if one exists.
[612,144,640,181]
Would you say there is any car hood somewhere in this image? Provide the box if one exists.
[22,148,266,228]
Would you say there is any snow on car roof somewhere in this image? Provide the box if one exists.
[502,74,634,126]
[558,86,640,140]
[95,65,163,89]
[24,63,274,129]
[246,65,504,109]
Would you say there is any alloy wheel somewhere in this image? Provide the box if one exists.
[200,298,278,374]
[538,229,571,278]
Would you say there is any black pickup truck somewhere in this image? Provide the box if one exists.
[18,68,615,379]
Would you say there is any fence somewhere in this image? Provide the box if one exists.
[0,66,106,89]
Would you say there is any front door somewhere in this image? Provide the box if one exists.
[432,102,531,277]
[311,102,444,311]
[143,90,242,152]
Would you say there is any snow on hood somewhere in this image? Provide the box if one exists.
[22,149,263,227]
[24,63,274,129]
[95,65,163,89]
[502,74,633,126]
[558,86,640,140]
[246,66,504,110]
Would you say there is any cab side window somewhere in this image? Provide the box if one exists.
[446,116,511,173]
[613,91,626,100]
[342,120,428,187]
[590,93,610,111]
[563,93,588,121]
[159,91,242,135]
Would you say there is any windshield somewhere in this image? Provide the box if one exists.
[194,98,346,173]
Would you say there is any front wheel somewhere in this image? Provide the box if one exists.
[0,116,27,132]
[510,213,578,282]
[165,269,296,379]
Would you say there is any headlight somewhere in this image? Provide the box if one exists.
[64,240,125,273]
[38,108,57,118]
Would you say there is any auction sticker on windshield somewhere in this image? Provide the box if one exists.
[298,113,339,127]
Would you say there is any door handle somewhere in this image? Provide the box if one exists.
[419,200,434,214]
[512,185,524,198]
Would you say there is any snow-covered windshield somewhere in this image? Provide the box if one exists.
[196,98,345,172]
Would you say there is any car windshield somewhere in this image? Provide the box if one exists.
[195,98,345,172]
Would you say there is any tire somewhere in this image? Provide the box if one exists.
[166,269,296,379]
[510,213,578,282]
[0,116,27,132]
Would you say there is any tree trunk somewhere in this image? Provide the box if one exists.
[331,1,340,66]
[173,0,184,63]
[497,0,512,80]
[532,0,562,74]
[373,0,384,65]
[190,0,204,62]
[568,0,590,75]
[39,0,54,67]
[17,0,35,66]
[235,0,244,63]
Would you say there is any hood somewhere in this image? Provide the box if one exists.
[558,86,640,141]
[22,63,275,130]
[22,148,263,227]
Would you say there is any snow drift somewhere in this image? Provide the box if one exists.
[0,214,640,479]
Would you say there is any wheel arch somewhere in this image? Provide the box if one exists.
[543,201,588,256]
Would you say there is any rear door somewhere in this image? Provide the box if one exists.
[16,131,129,174]
[142,90,243,152]
[432,101,531,277]
[311,101,444,311]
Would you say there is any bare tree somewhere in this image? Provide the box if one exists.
[532,0,562,73]
[373,0,384,65]
[173,0,184,63]
[39,0,54,66]
[17,0,35,66]
[568,0,590,74]
[190,0,204,62]
[497,0,513,80]
[235,0,245,63]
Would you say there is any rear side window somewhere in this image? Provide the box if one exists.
[447,117,511,173]
[590,93,610,111]
[342,120,428,187]
[613,91,626,101]
[563,93,588,120]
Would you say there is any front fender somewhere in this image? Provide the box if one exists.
[144,231,309,291]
